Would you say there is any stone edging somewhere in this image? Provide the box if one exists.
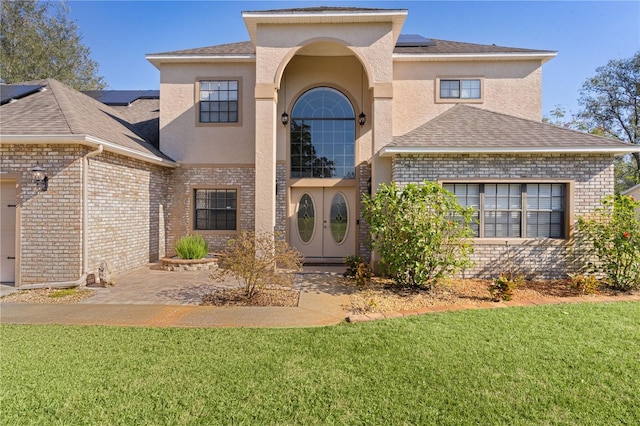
[346,294,640,323]
[160,256,218,272]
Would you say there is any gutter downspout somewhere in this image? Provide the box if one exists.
[20,145,104,289]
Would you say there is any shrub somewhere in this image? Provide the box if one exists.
[577,195,640,290]
[362,181,475,289]
[488,273,523,301]
[174,234,209,260]
[211,231,302,299]
[569,274,600,295]
[343,255,372,286]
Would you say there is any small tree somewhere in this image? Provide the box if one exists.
[362,181,475,289]
[577,195,640,290]
[211,231,302,299]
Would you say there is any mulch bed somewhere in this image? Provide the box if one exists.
[0,288,95,304]
[200,287,300,307]
[348,277,637,314]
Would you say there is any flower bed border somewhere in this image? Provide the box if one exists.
[160,256,218,272]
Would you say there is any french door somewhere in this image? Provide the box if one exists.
[290,187,356,260]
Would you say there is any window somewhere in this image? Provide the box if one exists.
[436,78,483,103]
[290,87,356,179]
[199,80,238,123]
[440,79,481,99]
[444,183,566,238]
[194,189,237,231]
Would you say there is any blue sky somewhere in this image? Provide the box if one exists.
[67,1,640,117]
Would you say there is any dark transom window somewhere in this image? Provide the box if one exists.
[444,183,566,238]
[199,80,238,123]
[290,87,355,179]
[194,189,237,231]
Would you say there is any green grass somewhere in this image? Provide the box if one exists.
[2,302,639,425]
[48,288,78,298]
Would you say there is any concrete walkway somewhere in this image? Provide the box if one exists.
[0,266,353,328]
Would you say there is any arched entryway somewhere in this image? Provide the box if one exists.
[288,87,357,260]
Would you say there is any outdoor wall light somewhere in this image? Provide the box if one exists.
[31,161,48,191]
[359,112,367,127]
[281,111,289,126]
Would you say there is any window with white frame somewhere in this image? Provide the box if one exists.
[439,78,481,100]
[199,80,239,123]
[194,189,237,231]
[443,183,566,238]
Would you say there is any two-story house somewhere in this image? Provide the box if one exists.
[1,7,637,286]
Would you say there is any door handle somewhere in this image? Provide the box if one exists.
[7,257,15,260]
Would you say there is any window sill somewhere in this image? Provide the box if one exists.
[472,238,569,246]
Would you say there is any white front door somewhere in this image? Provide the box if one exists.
[290,187,356,260]
[0,181,16,283]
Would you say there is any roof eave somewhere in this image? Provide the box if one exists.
[0,134,177,168]
[146,54,255,68]
[380,145,640,157]
[393,52,557,63]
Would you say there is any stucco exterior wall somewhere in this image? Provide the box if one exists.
[159,62,256,164]
[392,60,543,136]
[87,152,170,276]
[392,153,615,279]
[166,165,255,254]
[0,144,83,285]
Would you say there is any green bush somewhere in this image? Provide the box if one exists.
[362,181,475,289]
[577,194,640,290]
[174,234,209,260]
[488,273,523,301]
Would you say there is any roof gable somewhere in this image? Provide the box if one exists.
[0,79,171,163]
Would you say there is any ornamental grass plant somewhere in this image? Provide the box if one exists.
[174,234,209,260]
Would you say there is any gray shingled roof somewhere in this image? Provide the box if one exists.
[0,79,171,162]
[387,105,637,153]
[149,37,552,57]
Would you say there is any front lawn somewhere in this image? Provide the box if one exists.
[2,302,639,424]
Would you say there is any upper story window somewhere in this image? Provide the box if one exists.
[290,87,356,179]
[436,77,483,103]
[443,183,566,239]
[199,80,238,123]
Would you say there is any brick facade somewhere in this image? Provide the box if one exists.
[358,163,372,261]
[392,153,615,279]
[87,151,170,276]
[0,144,173,285]
[166,165,255,254]
[1,144,83,284]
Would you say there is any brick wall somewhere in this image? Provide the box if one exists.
[166,165,255,254]
[358,163,372,261]
[0,144,83,284]
[87,151,170,275]
[392,153,615,279]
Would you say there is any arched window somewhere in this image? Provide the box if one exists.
[290,87,355,179]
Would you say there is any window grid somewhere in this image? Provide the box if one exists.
[443,183,566,239]
[194,189,237,231]
[440,79,481,99]
[199,80,238,123]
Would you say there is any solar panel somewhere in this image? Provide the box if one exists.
[0,85,45,105]
[82,90,160,106]
[396,34,436,47]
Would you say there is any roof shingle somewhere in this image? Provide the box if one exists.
[389,105,636,152]
[0,79,170,161]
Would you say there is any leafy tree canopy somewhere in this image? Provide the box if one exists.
[1,0,106,90]
[578,52,640,189]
